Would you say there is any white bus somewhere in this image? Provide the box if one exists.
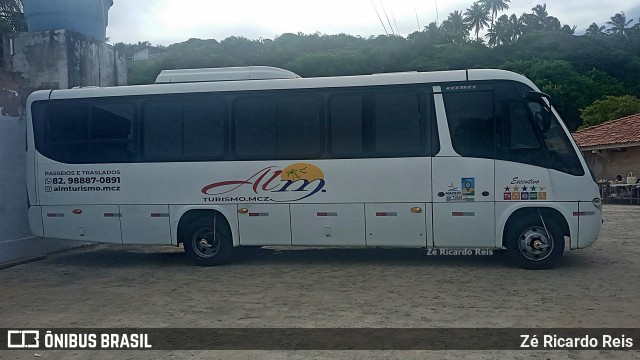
[26,66,602,269]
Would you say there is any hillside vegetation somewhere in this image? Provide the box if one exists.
[115,2,640,130]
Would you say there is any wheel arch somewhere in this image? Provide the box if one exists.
[497,203,575,249]
[172,205,239,247]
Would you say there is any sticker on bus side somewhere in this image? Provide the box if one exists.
[503,177,547,201]
[42,169,122,193]
[201,163,327,203]
[444,178,475,202]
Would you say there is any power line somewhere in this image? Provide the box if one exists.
[391,10,400,35]
[379,1,395,35]
[370,0,389,35]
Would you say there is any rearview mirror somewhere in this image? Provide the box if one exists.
[524,91,551,104]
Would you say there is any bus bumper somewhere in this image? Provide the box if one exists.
[577,201,602,249]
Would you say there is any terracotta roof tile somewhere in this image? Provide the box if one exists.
[573,113,640,148]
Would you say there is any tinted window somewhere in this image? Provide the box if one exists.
[443,91,495,159]
[495,101,544,164]
[143,102,181,159]
[234,95,323,159]
[34,101,136,163]
[329,90,431,157]
[33,87,442,164]
[495,100,584,175]
[330,95,364,154]
[184,100,227,158]
[142,97,227,161]
[374,92,422,153]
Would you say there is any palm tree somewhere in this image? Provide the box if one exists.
[546,16,562,32]
[491,14,512,45]
[420,21,447,45]
[508,14,526,41]
[485,27,498,47]
[532,4,549,25]
[464,2,490,40]
[560,24,577,35]
[478,0,511,27]
[585,23,606,36]
[441,10,469,44]
[522,4,551,31]
[606,12,634,36]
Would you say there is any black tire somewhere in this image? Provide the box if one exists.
[182,215,233,266]
[504,214,564,270]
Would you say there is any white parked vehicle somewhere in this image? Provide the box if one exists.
[26,67,602,269]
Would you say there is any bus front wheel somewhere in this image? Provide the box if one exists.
[183,216,233,266]
[505,214,564,270]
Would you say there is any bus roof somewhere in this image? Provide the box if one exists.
[32,68,539,101]
[154,66,301,83]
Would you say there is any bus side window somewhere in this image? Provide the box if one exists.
[329,94,364,155]
[89,104,136,162]
[329,89,426,158]
[143,98,228,161]
[182,99,227,159]
[443,91,495,159]
[495,101,544,164]
[373,92,423,154]
[142,101,182,160]
[234,94,323,159]
[39,102,135,163]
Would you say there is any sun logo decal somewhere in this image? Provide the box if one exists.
[282,163,324,182]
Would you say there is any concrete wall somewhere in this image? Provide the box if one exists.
[582,146,640,181]
[0,70,29,243]
[0,30,126,265]
[0,107,83,264]
[3,29,126,93]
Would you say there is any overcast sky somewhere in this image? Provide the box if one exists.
[107,0,640,45]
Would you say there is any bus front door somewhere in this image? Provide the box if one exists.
[431,157,495,248]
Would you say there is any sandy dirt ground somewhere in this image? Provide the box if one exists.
[1,205,639,359]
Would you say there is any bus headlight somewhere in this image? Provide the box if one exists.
[592,198,603,211]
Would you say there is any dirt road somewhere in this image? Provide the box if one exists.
[1,205,639,359]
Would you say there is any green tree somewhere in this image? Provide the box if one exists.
[530,4,550,30]
[464,2,490,40]
[441,10,469,44]
[0,0,25,32]
[478,0,510,28]
[113,41,155,61]
[491,14,512,45]
[560,24,576,35]
[606,12,634,36]
[501,59,625,130]
[508,14,526,40]
[580,95,640,128]
[585,23,606,36]
[286,50,369,77]
[0,0,25,59]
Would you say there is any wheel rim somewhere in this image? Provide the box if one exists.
[518,226,553,261]
[191,227,221,258]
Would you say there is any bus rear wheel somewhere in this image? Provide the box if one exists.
[505,214,564,270]
[183,216,232,266]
